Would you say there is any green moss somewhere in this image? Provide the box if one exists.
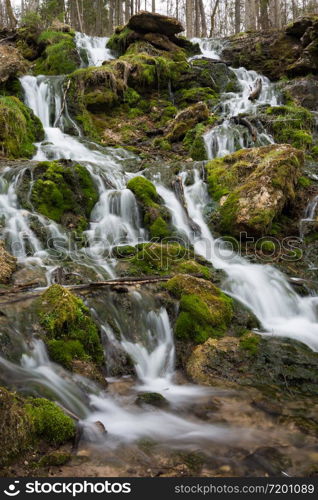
[166,274,233,344]
[34,31,79,75]
[175,87,218,108]
[298,176,312,188]
[0,96,44,159]
[106,27,134,55]
[126,243,212,278]
[22,160,98,231]
[256,239,277,253]
[136,392,167,407]
[265,104,314,150]
[239,332,261,355]
[127,176,172,239]
[38,285,104,367]
[123,87,141,105]
[47,339,88,369]
[25,398,75,444]
[183,123,208,160]
[39,451,71,467]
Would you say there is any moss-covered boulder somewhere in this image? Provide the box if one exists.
[17,160,98,232]
[34,30,80,75]
[0,241,17,283]
[127,176,172,239]
[164,101,209,143]
[186,333,318,398]
[120,242,213,278]
[166,274,233,344]
[0,387,75,468]
[128,11,184,36]
[0,96,44,158]
[37,285,105,376]
[206,144,303,237]
[280,76,318,111]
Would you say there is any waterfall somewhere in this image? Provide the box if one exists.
[157,170,318,352]
[75,32,114,67]
[193,40,277,159]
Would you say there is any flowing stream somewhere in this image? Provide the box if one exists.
[0,35,317,459]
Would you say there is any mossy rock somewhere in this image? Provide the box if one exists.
[0,387,75,467]
[127,176,172,239]
[0,96,44,159]
[17,160,98,232]
[25,397,76,445]
[123,242,213,278]
[186,334,318,398]
[34,30,80,75]
[136,392,168,408]
[0,387,34,467]
[205,144,303,237]
[106,27,136,55]
[174,86,219,108]
[37,285,104,370]
[264,103,314,151]
[166,274,233,343]
[183,122,209,160]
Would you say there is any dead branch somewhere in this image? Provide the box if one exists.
[53,79,71,127]
[248,78,262,101]
[232,115,258,142]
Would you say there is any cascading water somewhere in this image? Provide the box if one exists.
[0,33,245,452]
[75,32,114,67]
[196,40,278,159]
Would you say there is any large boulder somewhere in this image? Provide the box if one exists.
[206,144,303,237]
[186,333,318,398]
[127,11,184,36]
[0,44,29,84]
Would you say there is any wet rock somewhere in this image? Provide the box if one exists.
[285,16,315,38]
[186,334,318,398]
[281,77,318,111]
[205,144,303,237]
[0,241,17,283]
[136,392,168,408]
[127,11,184,36]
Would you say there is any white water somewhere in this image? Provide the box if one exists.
[75,32,114,67]
[195,39,277,159]
[157,169,318,352]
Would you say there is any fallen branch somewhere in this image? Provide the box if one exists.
[248,78,262,101]
[53,79,71,127]
[232,115,258,142]
[0,33,17,44]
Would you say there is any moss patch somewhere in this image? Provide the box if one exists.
[18,160,98,232]
[127,176,172,239]
[34,30,80,75]
[25,397,75,444]
[124,242,212,278]
[166,274,233,343]
[0,96,44,158]
[265,104,314,150]
[37,285,104,370]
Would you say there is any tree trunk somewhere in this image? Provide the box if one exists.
[245,0,257,30]
[186,0,194,38]
[75,0,84,32]
[210,0,220,36]
[195,0,201,36]
[198,0,207,36]
[5,0,17,29]
[235,0,241,33]
[152,0,155,13]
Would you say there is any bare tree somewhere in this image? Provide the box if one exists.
[5,0,17,28]
[245,0,257,30]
